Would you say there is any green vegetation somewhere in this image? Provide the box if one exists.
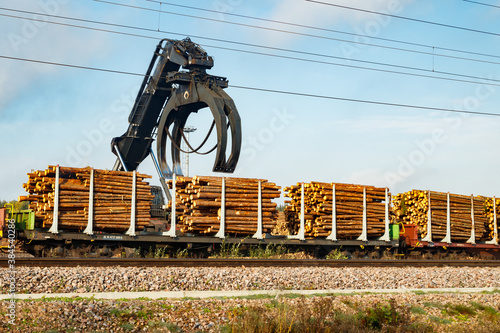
[217,239,243,258]
[211,239,291,258]
[7,294,500,332]
[248,241,288,258]
[119,323,135,331]
[325,247,348,260]
[223,298,422,333]
[174,248,189,258]
[481,289,500,294]
[423,301,443,309]
[0,199,16,208]
[410,306,427,315]
[429,315,452,325]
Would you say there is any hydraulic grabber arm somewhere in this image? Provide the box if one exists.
[111,38,242,193]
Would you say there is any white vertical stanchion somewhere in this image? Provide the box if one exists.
[378,188,391,241]
[49,165,60,234]
[126,171,137,236]
[440,192,451,244]
[487,197,498,245]
[467,194,475,244]
[252,180,263,239]
[326,183,337,241]
[357,187,368,241]
[422,190,432,242]
[164,174,177,237]
[495,197,498,244]
[288,182,305,240]
[83,169,94,235]
[215,177,226,239]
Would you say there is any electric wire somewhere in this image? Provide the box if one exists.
[143,0,500,60]
[90,0,500,67]
[1,53,499,118]
[463,0,500,9]
[306,0,500,38]
[229,84,500,117]
[2,9,500,88]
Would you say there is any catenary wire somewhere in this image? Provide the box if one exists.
[5,6,500,73]
[463,0,500,9]
[2,9,500,88]
[1,54,499,118]
[306,0,500,38]
[90,0,500,67]
[143,0,500,60]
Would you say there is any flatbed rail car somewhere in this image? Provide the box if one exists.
[6,182,500,258]
[11,220,500,259]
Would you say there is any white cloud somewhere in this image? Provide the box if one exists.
[0,0,111,116]
[259,0,413,46]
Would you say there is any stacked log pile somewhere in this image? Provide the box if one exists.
[392,190,492,242]
[166,176,281,235]
[484,197,500,240]
[283,182,389,239]
[21,166,153,232]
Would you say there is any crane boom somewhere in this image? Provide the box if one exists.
[111,38,241,177]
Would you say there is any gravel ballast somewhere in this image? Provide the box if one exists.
[1,266,499,294]
[2,266,500,332]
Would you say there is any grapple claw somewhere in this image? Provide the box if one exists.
[156,82,241,177]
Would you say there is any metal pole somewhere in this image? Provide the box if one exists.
[113,144,128,172]
[83,169,94,235]
[182,127,196,177]
[48,165,60,234]
[150,147,172,201]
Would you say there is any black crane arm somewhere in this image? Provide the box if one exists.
[111,38,241,176]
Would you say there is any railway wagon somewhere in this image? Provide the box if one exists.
[3,168,500,259]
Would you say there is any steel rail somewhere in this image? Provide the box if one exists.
[1,258,499,268]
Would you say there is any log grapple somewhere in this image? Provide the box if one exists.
[111,38,241,178]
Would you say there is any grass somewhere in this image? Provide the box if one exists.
[410,306,427,315]
[223,297,418,333]
[481,289,500,294]
[174,248,189,258]
[470,301,499,317]
[445,304,477,316]
[213,239,290,258]
[120,323,135,331]
[325,247,348,260]
[423,301,444,308]
[248,241,288,258]
[213,239,243,258]
[429,315,453,325]
[8,293,500,332]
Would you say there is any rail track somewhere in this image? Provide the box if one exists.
[2,258,500,268]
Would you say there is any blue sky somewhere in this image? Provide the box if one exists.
[1,0,500,203]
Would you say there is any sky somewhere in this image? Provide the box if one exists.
[1,0,500,203]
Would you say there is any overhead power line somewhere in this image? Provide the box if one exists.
[0,54,145,76]
[90,0,500,67]
[463,0,500,9]
[1,54,499,118]
[2,9,500,88]
[144,0,500,60]
[230,85,500,117]
[306,0,500,38]
[5,6,500,69]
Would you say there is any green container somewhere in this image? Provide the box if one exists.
[13,210,35,230]
[389,224,400,240]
